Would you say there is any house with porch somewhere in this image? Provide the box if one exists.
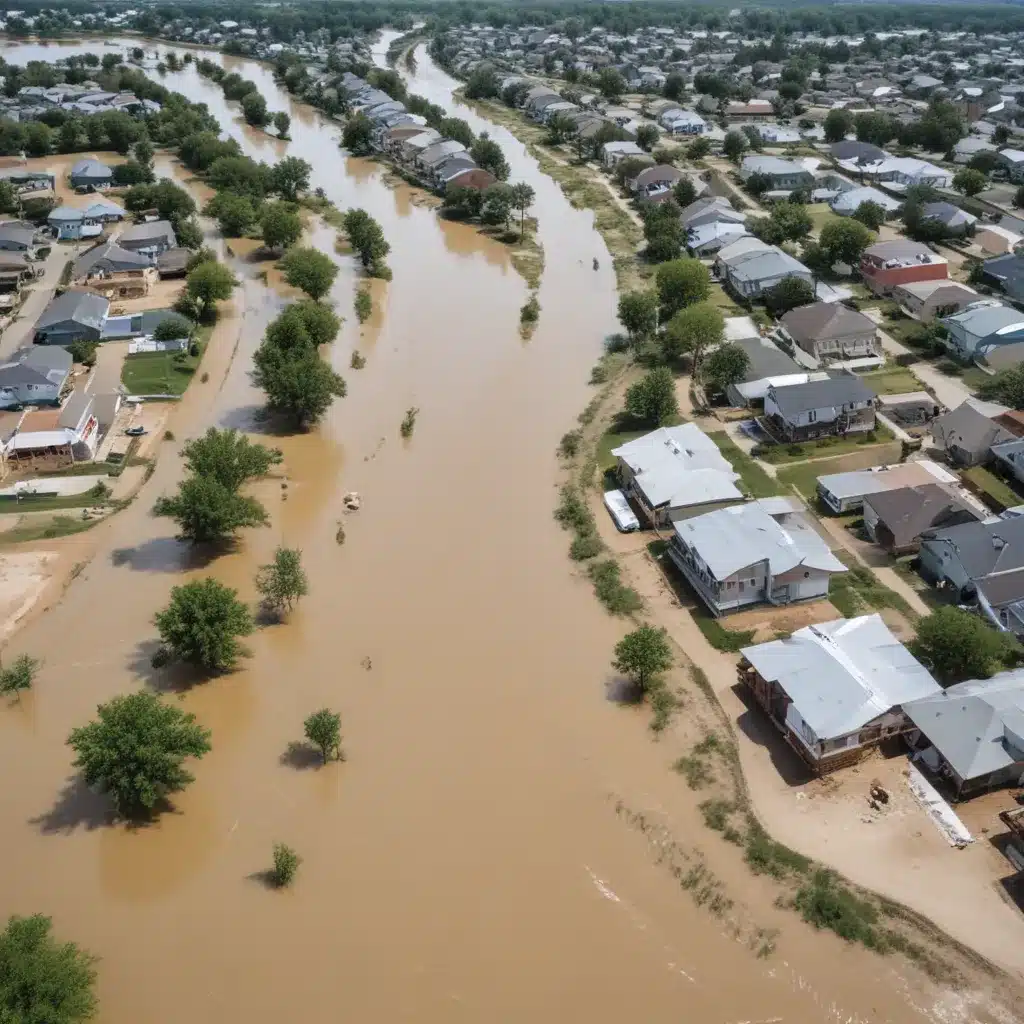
[778,302,879,363]
[668,497,846,616]
[763,375,877,442]
[942,301,1024,363]
[738,614,941,774]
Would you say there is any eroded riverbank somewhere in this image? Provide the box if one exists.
[0,35,1015,1024]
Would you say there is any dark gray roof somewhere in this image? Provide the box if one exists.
[781,301,875,343]
[976,567,1024,608]
[118,220,176,248]
[73,240,152,278]
[830,140,885,164]
[769,375,876,417]
[70,158,112,179]
[36,290,108,331]
[19,345,72,377]
[931,400,1014,454]
[734,335,799,382]
[0,362,50,388]
[0,221,35,246]
[863,483,980,548]
[921,515,1024,579]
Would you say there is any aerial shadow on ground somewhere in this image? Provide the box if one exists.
[987,833,1024,915]
[279,741,323,771]
[130,640,215,694]
[217,404,296,437]
[111,536,218,574]
[731,682,813,789]
[31,775,116,834]
[604,673,644,705]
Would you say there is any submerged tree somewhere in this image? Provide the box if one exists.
[180,428,282,493]
[255,547,308,618]
[154,473,269,545]
[303,708,342,764]
[613,625,673,693]
[154,577,254,673]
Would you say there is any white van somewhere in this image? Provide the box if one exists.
[603,489,640,532]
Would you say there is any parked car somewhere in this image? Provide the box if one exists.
[124,425,147,436]
[603,489,640,532]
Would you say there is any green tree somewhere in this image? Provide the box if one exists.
[612,624,672,692]
[661,302,725,370]
[23,122,52,157]
[663,72,685,101]
[823,108,854,143]
[994,125,1011,147]
[152,317,190,342]
[252,344,347,428]
[656,257,711,316]
[851,200,886,231]
[952,167,987,197]
[702,342,751,394]
[545,111,577,145]
[673,176,697,208]
[271,156,311,200]
[205,190,256,237]
[270,843,301,887]
[260,202,302,250]
[510,181,535,238]
[342,113,374,155]
[255,547,308,618]
[154,474,269,545]
[464,65,499,100]
[624,367,679,427]
[0,654,39,699]
[470,135,510,181]
[303,708,342,764]
[273,111,291,138]
[723,129,747,163]
[819,217,876,265]
[67,338,97,366]
[341,209,390,273]
[180,427,282,492]
[281,247,338,300]
[763,276,815,315]
[636,124,660,151]
[111,160,151,186]
[185,260,236,316]
[438,116,474,148]
[68,690,211,815]
[241,92,269,128]
[617,290,659,343]
[979,363,1024,408]
[0,915,96,1024]
[154,577,254,673]
[686,135,711,160]
[273,300,341,347]
[854,110,896,146]
[481,184,513,229]
[598,68,626,101]
[910,606,1019,685]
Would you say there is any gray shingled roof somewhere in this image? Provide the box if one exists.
[921,515,1024,578]
[781,302,876,344]
[863,483,979,549]
[36,290,108,331]
[769,375,876,418]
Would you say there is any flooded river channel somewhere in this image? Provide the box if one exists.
[0,34,988,1024]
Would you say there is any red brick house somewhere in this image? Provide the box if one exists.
[860,240,948,296]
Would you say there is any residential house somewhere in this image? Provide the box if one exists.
[725,99,773,120]
[778,302,879,363]
[847,156,953,190]
[83,197,125,224]
[660,109,706,135]
[156,248,191,278]
[446,168,497,192]
[688,220,750,256]
[56,390,100,460]
[47,206,101,242]
[816,459,960,514]
[117,220,177,257]
[859,239,948,297]
[738,615,941,773]
[918,514,1024,602]
[630,164,682,197]
[69,158,112,191]
[415,140,467,176]
[904,672,1024,797]
[953,136,997,164]
[0,346,72,409]
[918,203,978,239]
[863,484,981,556]
[941,301,1024,362]
[982,252,1024,302]
[764,374,876,442]
[893,280,979,321]
[73,239,153,282]
[738,155,814,190]
[724,338,810,407]
[0,222,36,251]
[997,148,1024,182]
[668,497,846,615]
[33,290,108,345]
[829,185,901,217]
[611,424,743,527]
[830,140,886,165]
[601,141,645,168]
[931,398,1014,466]
[719,244,813,300]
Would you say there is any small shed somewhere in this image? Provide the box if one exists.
[876,391,939,425]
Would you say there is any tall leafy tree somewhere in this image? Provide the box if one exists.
[180,428,282,492]
[281,247,338,300]
[613,625,673,692]
[624,367,679,427]
[910,607,1019,685]
[656,258,711,316]
[155,578,254,674]
[68,691,211,814]
[154,474,269,544]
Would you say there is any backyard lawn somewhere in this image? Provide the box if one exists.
[962,465,1023,512]
[775,453,881,499]
[597,425,649,473]
[707,431,780,497]
[758,423,896,465]
[807,203,842,236]
[859,366,924,395]
[120,326,208,396]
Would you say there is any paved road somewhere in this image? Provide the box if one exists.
[0,242,86,362]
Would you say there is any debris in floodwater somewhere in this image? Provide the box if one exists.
[335,522,346,545]
[361,657,372,671]
[343,492,361,512]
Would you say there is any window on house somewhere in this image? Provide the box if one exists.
[808,410,816,422]
[738,581,745,593]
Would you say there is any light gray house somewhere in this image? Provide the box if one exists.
[0,346,72,408]
[764,375,876,442]
[738,154,814,190]
[668,497,846,615]
[612,424,743,526]
[779,302,878,363]
[73,239,153,280]
[117,220,177,257]
[34,290,108,345]
[816,459,960,514]
[893,280,979,322]
[904,672,1024,798]
[918,515,1024,601]
[930,398,1013,466]
[739,614,941,773]
[991,437,1024,487]
[719,244,812,300]
[941,302,1024,362]
[920,202,978,236]
[69,158,113,191]
[0,221,37,251]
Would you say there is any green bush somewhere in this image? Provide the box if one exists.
[569,532,603,561]
[793,870,885,949]
[588,558,642,615]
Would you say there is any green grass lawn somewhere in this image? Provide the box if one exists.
[707,431,780,498]
[759,423,895,465]
[859,366,924,395]
[596,425,649,474]
[0,489,109,515]
[775,454,877,499]
[962,465,1023,512]
[121,325,210,397]
[0,513,98,544]
[708,285,743,316]
[960,366,994,394]
[807,203,841,235]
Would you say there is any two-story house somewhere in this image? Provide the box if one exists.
[738,154,814,191]
[859,239,949,297]
[668,497,847,615]
[779,302,879,364]
[942,301,1024,363]
[764,375,877,442]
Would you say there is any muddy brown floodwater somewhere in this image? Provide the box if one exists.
[0,35,999,1024]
